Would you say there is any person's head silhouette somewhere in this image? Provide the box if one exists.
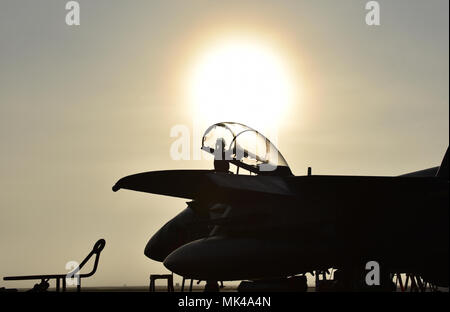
[214,138,229,172]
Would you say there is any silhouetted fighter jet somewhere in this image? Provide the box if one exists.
[113,122,448,291]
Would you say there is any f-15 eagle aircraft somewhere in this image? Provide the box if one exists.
[113,122,449,291]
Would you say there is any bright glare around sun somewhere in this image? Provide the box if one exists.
[188,38,295,131]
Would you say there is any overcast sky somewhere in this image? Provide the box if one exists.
[0,0,448,288]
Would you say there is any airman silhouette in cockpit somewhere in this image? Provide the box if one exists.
[213,138,230,173]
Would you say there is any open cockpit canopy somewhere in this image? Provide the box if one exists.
[201,122,292,176]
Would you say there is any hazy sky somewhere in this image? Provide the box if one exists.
[0,0,448,288]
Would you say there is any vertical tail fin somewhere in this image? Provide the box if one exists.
[436,147,449,179]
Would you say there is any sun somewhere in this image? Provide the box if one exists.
[188,38,295,132]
